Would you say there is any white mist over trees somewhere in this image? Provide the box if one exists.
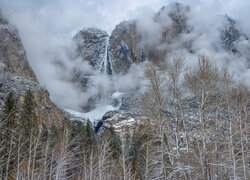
[1,55,249,179]
[0,0,250,111]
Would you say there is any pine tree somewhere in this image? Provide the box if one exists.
[84,120,96,156]
[2,92,17,138]
[103,125,122,161]
[18,89,39,178]
[128,130,140,172]
[49,124,61,143]
[19,90,38,137]
[0,92,17,179]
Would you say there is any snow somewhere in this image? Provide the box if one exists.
[112,92,123,98]
[65,104,118,123]
[0,62,5,68]
[113,118,135,130]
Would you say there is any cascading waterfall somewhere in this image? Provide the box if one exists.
[101,37,122,110]
[101,37,111,74]
[65,35,123,126]
[100,37,111,102]
[65,36,123,125]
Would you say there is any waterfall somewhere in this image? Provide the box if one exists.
[101,37,113,75]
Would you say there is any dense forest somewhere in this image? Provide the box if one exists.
[0,55,249,180]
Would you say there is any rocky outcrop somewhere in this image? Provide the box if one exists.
[220,16,241,53]
[70,3,193,116]
[220,16,249,54]
[73,28,111,72]
[109,20,145,74]
[157,3,190,37]
[69,3,250,132]
[72,28,113,108]
[73,3,192,75]
[74,24,143,75]
[108,3,191,74]
[218,16,250,66]
[95,110,142,136]
[0,23,37,81]
[0,15,70,128]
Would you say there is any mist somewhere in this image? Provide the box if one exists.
[0,0,250,112]
[0,0,166,111]
[134,1,250,84]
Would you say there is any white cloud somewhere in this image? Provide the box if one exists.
[0,0,250,111]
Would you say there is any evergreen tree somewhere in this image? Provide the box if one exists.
[103,125,122,160]
[2,92,17,138]
[84,120,96,156]
[19,90,38,137]
[3,92,16,116]
[69,121,87,176]
[128,129,141,177]
[0,92,17,179]
[70,121,86,154]
[129,130,140,160]
[18,89,39,168]
[49,124,61,142]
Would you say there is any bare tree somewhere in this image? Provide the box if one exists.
[184,55,220,180]
[140,62,170,179]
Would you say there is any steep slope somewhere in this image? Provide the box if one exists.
[73,3,191,75]
[73,28,113,74]
[0,14,70,127]
[70,3,250,132]
[220,15,250,60]
[0,20,37,81]
[109,20,144,74]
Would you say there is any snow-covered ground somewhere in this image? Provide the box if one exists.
[64,91,124,125]
[111,91,123,98]
[65,104,118,123]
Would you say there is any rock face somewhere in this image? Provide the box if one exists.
[46,3,250,132]
[70,3,193,123]
[220,16,241,53]
[97,110,141,136]
[74,25,139,75]
[73,28,112,74]
[72,28,113,110]
[157,3,190,37]
[0,15,70,127]
[109,20,144,74]
[220,16,249,54]
[0,22,37,81]
[73,3,191,75]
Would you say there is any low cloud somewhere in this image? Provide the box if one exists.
[0,0,250,111]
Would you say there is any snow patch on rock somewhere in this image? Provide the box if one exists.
[65,104,118,123]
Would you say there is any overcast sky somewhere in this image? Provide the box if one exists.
[0,0,166,35]
[0,0,249,39]
[1,0,249,35]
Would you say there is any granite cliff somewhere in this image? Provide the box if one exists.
[0,14,70,127]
